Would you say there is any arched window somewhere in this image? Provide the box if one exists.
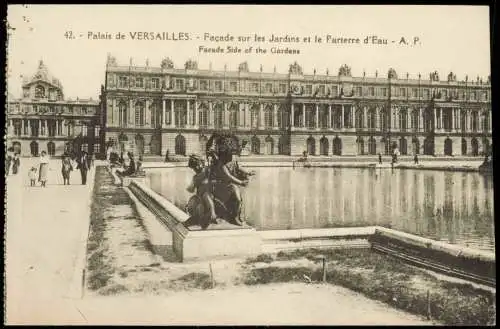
[367,108,376,129]
[399,137,408,155]
[306,136,316,155]
[198,104,208,127]
[265,136,274,155]
[460,110,467,132]
[444,138,452,156]
[471,138,479,156]
[30,141,39,156]
[461,138,467,155]
[471,111,479,132]
[213,104,224,129]
[174,100,187,128]
[355,108,364,129]
[47,141,55,156]
[379,110,387,130]
[482,112,489,132]
[250,105,260,129]
[356,137,365,155]
[264,105,273,129]
[320,105,329,129]
[35,85,45,98]
[229,104,239,128]
[118,101,128,127]
[319,137,329,155]
[150,102,161,128]
[175,134,186,155]
[411,109,419,131]
[135,101,145,126]
[332,137,342,155]
[251,136,260,154]
[368,137,377,155]
[399,109,408,131]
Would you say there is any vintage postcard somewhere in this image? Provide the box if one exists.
[5,4,495,325]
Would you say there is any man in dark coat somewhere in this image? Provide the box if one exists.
[77,151,90,185]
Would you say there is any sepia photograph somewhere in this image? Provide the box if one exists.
[4,4,495,325]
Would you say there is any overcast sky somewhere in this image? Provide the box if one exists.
[6,5,491,99]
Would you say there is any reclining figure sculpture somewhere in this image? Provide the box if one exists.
[184,133,255,230]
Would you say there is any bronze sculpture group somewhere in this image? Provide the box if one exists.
[184,133,255,230]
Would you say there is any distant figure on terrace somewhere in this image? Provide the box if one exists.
[165,150,170,162]
[378,153,382,164]
[116,152,136,177]
[38,151,50,187]
[61,153,73,185]
[77,151,90,185]
[414,154,419,165]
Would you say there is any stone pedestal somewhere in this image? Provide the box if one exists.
[173,222,262,262]
[127,179,262,262]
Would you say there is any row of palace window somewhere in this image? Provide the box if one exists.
[10,119,100,137]
[9,103,94,115]
[28,141,100,156]
[112,100,490,133]
[134,133,488,157]
[113,75,490,100]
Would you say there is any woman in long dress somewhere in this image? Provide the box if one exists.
[38,151,50,187]
[61,154,72,185]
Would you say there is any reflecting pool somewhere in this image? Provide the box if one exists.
[146,167,495,252]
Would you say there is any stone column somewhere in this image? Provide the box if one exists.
[489,110,492,132]
[129,99,134,125]
[224,102,229,128]
[259,103,264,129]
[407,111,411,131]
[208,102,213,127]
[291,104,295,127]
[162,99,166,127]
[419,108,424,132]
[302,103,305,128]
[440,109,444,131]
[171,99,175,127]
[341,105,345,129]
[363,107,367,129]
[315,104,319,129]
[273,104,278,129]
[375,108,380,129]
[328,104,332,129]
[44,119,48,136]
[245,103,251,128]
[21,119,25,136]
[433,108,437,131]
[193,101,198,127]
[38,119,41,136]
[145,99,151,126]
[186,100,191,127]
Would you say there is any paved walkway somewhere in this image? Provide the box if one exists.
[5,158,433,325]
[5,158,96,322]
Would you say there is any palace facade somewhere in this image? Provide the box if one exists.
[102,55,492,157]
[7,60,103,157]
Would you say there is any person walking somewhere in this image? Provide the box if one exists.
[61,154,73,185]
[165,149,170,162]
[77,151,90,185]
[38,151,50,187]
[11,152,20,175]
[378,153,382,165]
[6,147,14,176]
[414,153,419,165]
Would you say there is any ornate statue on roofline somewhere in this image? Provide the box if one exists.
[161,57,174,69]
[429,70,440,82]
[238,61,249,72]
[388,68,398,79]
[106,54,117,67]
[338,64,352,77]
[289,61,303,75]
[185,59,198,70]
[447,72,457,82]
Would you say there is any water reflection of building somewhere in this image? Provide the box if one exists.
[6,60,103,157]
[102,55,492,157]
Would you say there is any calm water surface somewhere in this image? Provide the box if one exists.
[146,167,495,252]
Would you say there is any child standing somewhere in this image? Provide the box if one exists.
[29,167,38,186]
